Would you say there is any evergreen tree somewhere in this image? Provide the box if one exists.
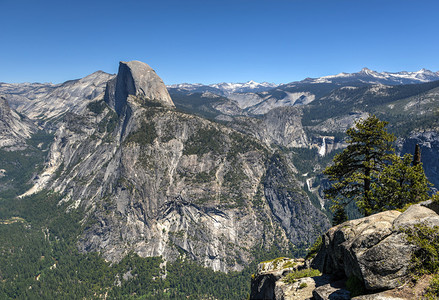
[373,152,431,211]
[324,116,433,224]
[324,114,396,220]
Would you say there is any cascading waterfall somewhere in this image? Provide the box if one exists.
[318,137,326,157]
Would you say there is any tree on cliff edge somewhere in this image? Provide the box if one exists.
[324,115,396,221]
[324,115,432,224]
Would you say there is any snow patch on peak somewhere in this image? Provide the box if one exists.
[167,81,279,95]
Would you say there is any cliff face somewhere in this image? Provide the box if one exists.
[0,96,37,150]
[104,61,174,115]
[400,131,439,189]
[0,71,114,129]
[19,61,329,272]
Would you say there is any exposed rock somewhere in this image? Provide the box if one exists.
[1,71,114,125]
[400,131,439,189]
[251,273,277,299]
[352,293,406,300]
[229,107,309,149]
[20,60,329,272]
[251,258,323,300]
[312,203,439,292]
[104,61,174,115]
[0,96,37,150]
[352,274,434,299]
[312,279,350,300]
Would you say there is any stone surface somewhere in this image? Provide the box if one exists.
[104,61,174,115]
[1,71,114,125]
[312,279,351,300]
[353,294,406,300]
[312,205,439,292]
[251,258,330,300]
[0,96,36,150]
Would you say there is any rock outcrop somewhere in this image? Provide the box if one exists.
[0,96,36,150]
[312,202,439,292]
[1,71,114,125]
[104,61,174,115]
[251,200,439,298]
[251,258,326,300]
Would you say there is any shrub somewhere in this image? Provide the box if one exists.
[125,121,157,145]
[424,275,439,299]
[305,236,322,260]
[298,282,307,289]
[283,268,321,284]
[404,224,439,275]
[87,100,106,114]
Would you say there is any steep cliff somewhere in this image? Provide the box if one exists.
[0,96,37,150]
[1,71,114,125]
[20,61,329,272]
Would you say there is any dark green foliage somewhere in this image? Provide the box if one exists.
[227,132,267,158]
[282,268,321,284]
[324,115,433,221]
[98,110,118,133]
[87,100,107,115]
[305,236,322,260]
[183,127,224,156]
[171,92,230,120]
[425,275,439,299]
[345,275,365,297]
[404,224,439,275]
[0,131,53,198]
[324,114,396,218]
[373,153,431,211]
[331,206,348,225]
[0,187,299,299]
[413,144,421,166]
[193,169,216,183]
[126,121,157,145]
[302,80,439,127]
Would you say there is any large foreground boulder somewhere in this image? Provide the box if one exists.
[312,202,439,291]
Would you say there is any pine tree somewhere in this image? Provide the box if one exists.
[373,152,431,211]
[324,114,396,220]
[324,116,433,223]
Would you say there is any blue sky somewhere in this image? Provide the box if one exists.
[1,0,438,84]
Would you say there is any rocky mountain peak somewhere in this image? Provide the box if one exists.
[104,60,174,115]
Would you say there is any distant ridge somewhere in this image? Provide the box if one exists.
[168,68,439,96]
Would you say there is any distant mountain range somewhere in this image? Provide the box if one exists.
[167,68,439,116]
[167,68,439,96]
[290,67,439,86]
[167,80,278,95]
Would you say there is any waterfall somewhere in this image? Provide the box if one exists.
[318,137,326,157]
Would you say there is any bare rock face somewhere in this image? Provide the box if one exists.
[104,61,174,115]
[312,203,439,292]
[400,131,439,189]
[21,60,329,272]
[312,280,351,300]
[251,258,319,300]
[0,96,36,150]
[1,71,114,125]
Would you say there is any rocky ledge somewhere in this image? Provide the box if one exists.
[251,200,439,299]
